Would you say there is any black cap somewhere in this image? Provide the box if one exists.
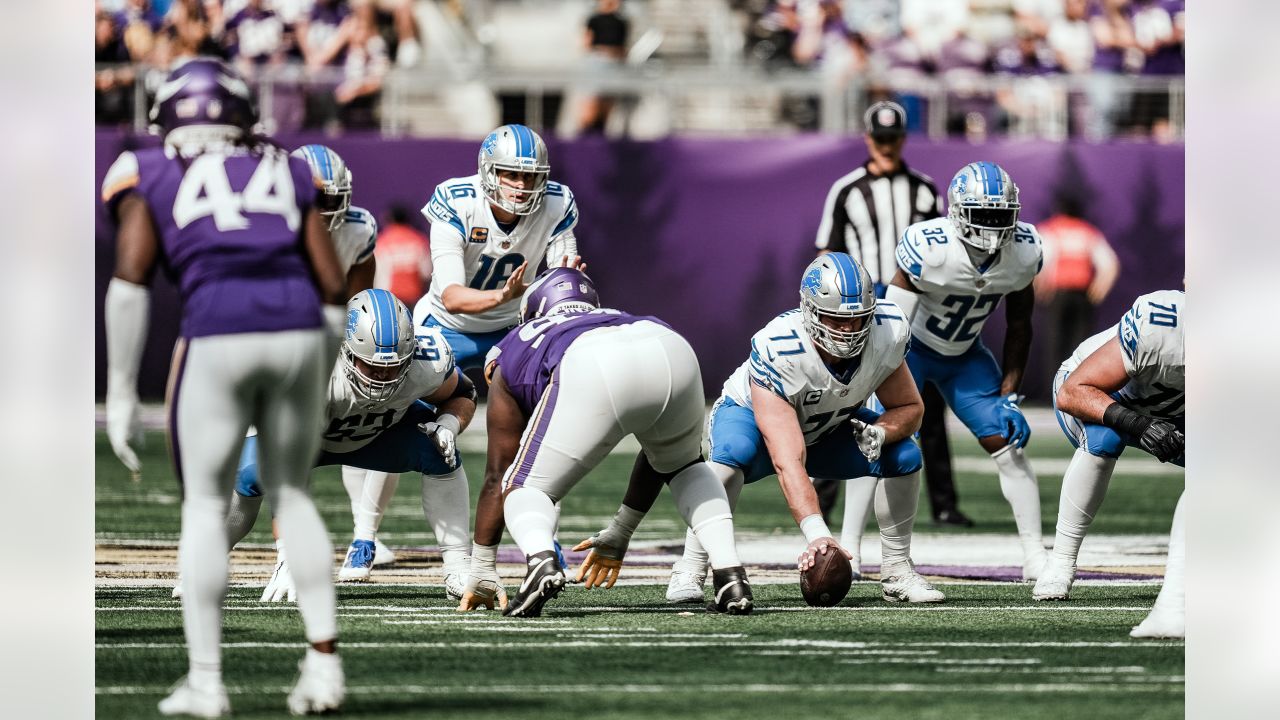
[864,101,907,139]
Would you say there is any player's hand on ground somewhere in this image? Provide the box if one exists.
[998,395,1031,449]
[497,261,531,303]
[457,573,509,612]
[418,421,458,469]
[797,537,851,572]
[106,390,143,475]
[572,537,625,589]
[1139,420,1183,463]
[261,556,296,602]
[850,419,886,461]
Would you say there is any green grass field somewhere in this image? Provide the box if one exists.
[95,428,1185,719]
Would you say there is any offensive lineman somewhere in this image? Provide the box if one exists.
[233,290,478,603]
[103,58,347,716]
[666,253,944,605]
[883,161,1049,581]
[463,268,753,617]
[1033,290,1185,638]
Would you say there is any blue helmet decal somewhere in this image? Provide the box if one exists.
[345,309,360,339]
[801,266,823,296]
[482,132,499,157]
[951,172,968,196]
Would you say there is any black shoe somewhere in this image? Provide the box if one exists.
[933,509,975,527]
[503,550,566,618]
[706,566,754,615]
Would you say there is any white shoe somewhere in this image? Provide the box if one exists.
[287,652,345,715]
[338,539,375,582]
[881,566,945,603]
[1022,549,1050,582]
[1129,611,1184,639]
[1031,561,1076,601]
[373,537,396,566]
[444,555,470,601]
[665,560,707,604]
[172,577,184,600]
[158,677,230,718]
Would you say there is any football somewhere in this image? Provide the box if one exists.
[800,548,853,607]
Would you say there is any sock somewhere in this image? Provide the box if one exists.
[1049,449,1116,566]
[678,462,742,570]
[669,461,741,570]
[225,492,263,550]
[992,445,1047,565]
[421,468,471,566]
[553,500,564,541]
[179,492,231,685]
[272,484,337,643]
[342,467,400,542]
[1149,491,1185,615]
[504,486,558,557]
[875,472,920,575]
[341,465,364,518]
[839,476,878,567]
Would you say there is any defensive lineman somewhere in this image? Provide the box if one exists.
[885,161,1050,580]
[1033,290,1185,638]
[103,58,347,716]
[667,253,944,605]
[463,268,753,617]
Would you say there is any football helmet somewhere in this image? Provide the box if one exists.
[149,56,257,138]
[520,267,600,322]
[799,253,876,359]
[291,144,352,231]
[946,161,1021,253]
[478,124,550,216]
[342,289,416,402]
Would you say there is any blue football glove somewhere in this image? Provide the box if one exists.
[997,394,1031,449]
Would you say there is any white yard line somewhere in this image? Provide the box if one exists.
[96,638,1182,650]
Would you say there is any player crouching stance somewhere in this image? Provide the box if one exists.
[226,288,478,600]
[667,253,943,605]
[1033,290,1184,639]
[463,268,753,617]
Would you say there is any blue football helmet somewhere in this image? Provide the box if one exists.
[478,124,550,215]
[799,253,876,359]
[291,144,352,231]
[520,268,600,322]
[946,161,1021,253]
[342,289,416,401]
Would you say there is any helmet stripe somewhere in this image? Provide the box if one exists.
[369,289,396,350]
[516,125,534,160]
[833,254,859,302]
[979,161,1001,196]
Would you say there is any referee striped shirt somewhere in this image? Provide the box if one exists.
[815,161,942,288]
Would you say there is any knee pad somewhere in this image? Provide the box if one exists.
[235,463,263,498]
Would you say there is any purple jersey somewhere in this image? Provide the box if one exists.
[489,309,671,415]
[101,145,323,338]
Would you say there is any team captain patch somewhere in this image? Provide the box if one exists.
[469,227,490,244]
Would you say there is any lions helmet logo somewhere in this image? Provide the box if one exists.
[951,173,968,196]
[801,267,823,296]
[482,132,499,156]
[345,309,360,339]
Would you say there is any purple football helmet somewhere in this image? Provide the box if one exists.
[149,57,257,135]
[519,267,600,322]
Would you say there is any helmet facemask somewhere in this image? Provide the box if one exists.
[477,125,551,216]
[480,164,549,216]
[341,344,412,402]
[798,253,878,360]
[946,161,1021,254]
[801,300,875,359]
[950,203,1019,253]
[316,169,352,231]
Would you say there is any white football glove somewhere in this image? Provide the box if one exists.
[851,418,886,462]
[419,414,460,469]
[261,553,296,603]
[106,389,143,475]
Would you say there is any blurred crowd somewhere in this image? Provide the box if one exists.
[743,0,1183,139]
[95,0,423,130]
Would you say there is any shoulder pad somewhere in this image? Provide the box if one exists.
[871,300,912,356]
[1118,290,1183,369]
[414,326,457,377]
[547,182,578,236]
[896,220,949,281]
[1010,221,1044,270]
[424,181,468,237]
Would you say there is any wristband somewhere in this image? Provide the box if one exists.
[1102,402,1154,437]
[799,513,833,544]
[435,413,461,436]
[471,543,498,572]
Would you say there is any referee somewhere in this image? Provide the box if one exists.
[813,101,974,542]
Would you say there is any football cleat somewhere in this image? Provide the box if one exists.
[707,566,754,615]
[158,677,230,718]
[286,651,345,716]
[503,550,567,618]
[1031,561,1076,601]
[171,576,184,600]
[881,566,945,603]
[373,537,396,566]
[443,555,470,601]
[1129,611,1184,639]
[1023,549,1050,582]
[665,559,707,605]
[338,539,375,582]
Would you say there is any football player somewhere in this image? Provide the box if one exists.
[232,289,478,601]
[102,57,347,716]
[459,268,753,617]
[882,161,1049,581]
[667,253,944,606]
[415,124,584,570]
[1033,290,1184,638]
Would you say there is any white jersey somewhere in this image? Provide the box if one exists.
[722,303,912,444]
[334,206,377,276]
[896,217,1043,356]
[321,325,457,453]
[416,174,579,333]
[1061,290,1184,420]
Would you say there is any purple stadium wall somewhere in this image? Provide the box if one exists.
[95,130,1184,401]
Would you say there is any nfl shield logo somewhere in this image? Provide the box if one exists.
[877,108,897,128]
